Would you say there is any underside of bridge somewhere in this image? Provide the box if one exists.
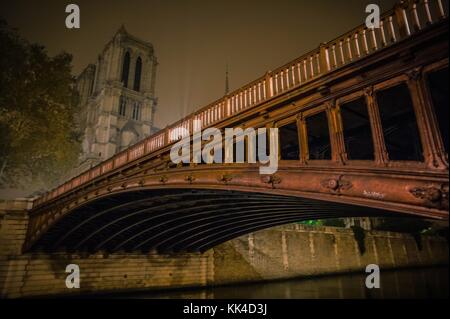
[29,189,405,253]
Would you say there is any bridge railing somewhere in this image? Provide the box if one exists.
[33,0,448,208]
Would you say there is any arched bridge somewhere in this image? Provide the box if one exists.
[26,0,449,253]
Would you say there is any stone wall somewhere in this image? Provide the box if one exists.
[213,224,448,285]
[0,200,448,298]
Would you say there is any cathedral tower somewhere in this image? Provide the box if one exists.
[75,26,157,173]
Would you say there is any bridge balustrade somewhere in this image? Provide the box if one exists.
[32,0,449,208]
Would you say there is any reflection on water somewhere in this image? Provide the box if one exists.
[120,267,448,299]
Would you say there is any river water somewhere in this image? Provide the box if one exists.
[114,266,448,299]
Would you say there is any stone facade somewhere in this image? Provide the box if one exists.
[74,26,158,174]
[0,200,448,298]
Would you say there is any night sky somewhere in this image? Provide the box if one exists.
[1,0,398,128]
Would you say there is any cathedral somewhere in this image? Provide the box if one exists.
[74,26,158,174]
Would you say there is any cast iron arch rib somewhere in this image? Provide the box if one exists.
[29,189,403,253]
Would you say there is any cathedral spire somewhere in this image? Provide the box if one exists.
[118,24,128,35]
[225,64,229,95]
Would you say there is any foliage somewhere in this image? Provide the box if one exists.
[298,220,323,226]
[297,218,347,228]
[0,19,81,192]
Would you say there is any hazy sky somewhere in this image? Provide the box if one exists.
[1,0,397,128]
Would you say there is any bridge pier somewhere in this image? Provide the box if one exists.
[0,199,32,297]
[0,200,217,298]
[0,199,448,298]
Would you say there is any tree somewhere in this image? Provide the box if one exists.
[0,19,81,193]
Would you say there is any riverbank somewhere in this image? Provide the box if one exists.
[1,206,448,298]
[106,266,449,299]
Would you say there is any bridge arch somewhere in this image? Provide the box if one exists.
[29,187,408,253]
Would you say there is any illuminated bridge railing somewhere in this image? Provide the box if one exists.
[34,0,448,207]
